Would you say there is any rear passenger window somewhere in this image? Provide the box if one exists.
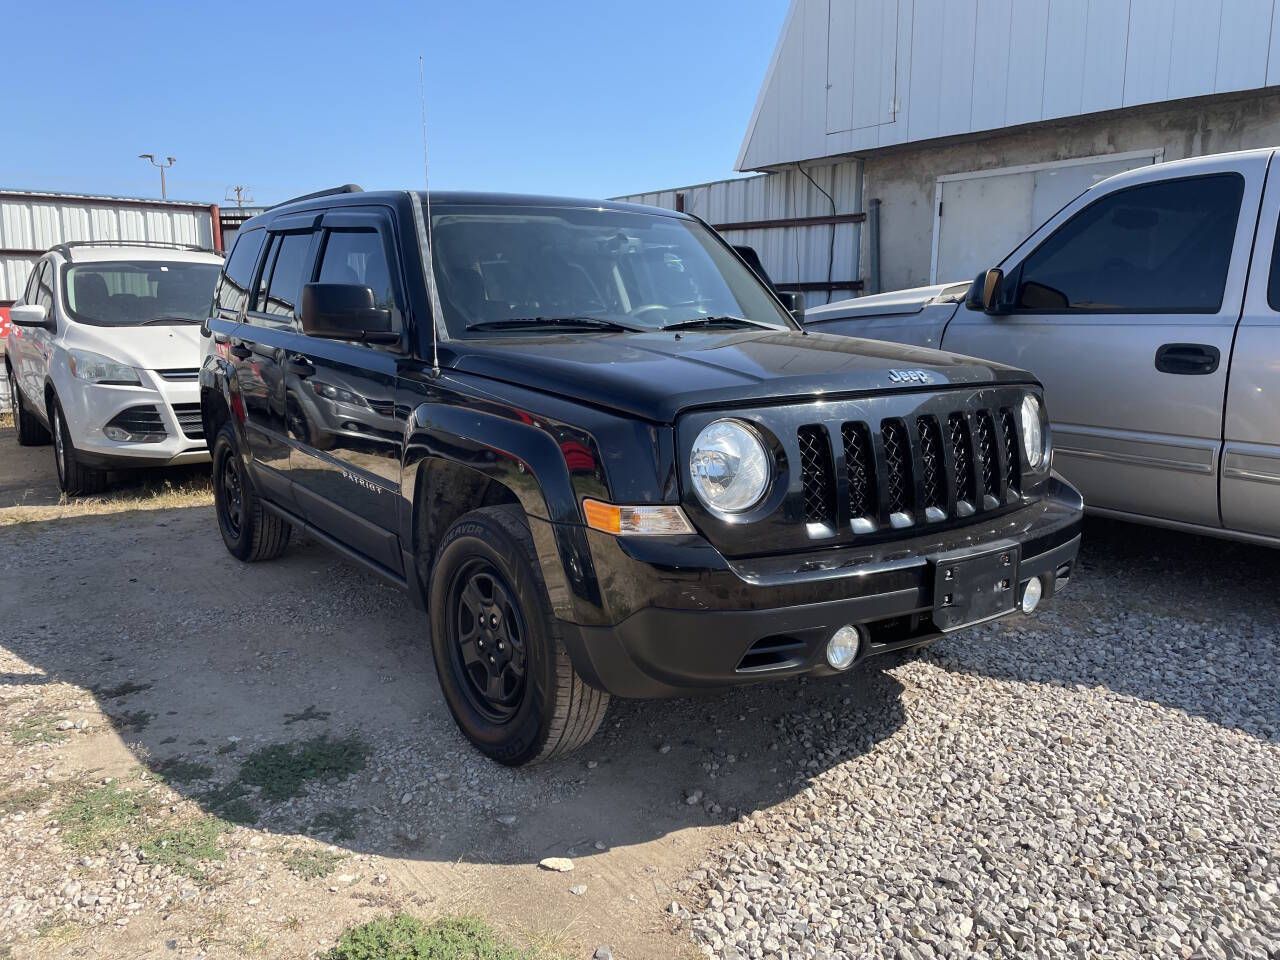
[1012,174,1244,314]
[1266,218,1280,311]
[214,228,265,316]
[263,233,314,318]
[317,230,397,315]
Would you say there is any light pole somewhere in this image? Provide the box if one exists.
[138,153,176,200]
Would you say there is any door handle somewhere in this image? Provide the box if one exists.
[285,356,315,378]
[1155,343,1220,375]
[228,343,252,360]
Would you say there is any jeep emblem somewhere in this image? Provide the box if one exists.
[888,369,932,384]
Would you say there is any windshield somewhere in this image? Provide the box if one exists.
[63,260,222,326]
[429,204,795,337]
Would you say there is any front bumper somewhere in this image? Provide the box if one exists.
[560,475,1083,698]
[56,368,209,469]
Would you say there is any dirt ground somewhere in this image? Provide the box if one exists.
[0,427,884,959]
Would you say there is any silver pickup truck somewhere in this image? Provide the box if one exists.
[803,148,1280,548]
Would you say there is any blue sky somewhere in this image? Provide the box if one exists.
[2,0,786,205]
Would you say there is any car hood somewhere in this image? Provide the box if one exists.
[450,329,1033,423]
[63,323,205,372]
[803,281,970,324]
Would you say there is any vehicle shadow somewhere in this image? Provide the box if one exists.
[0,503,908,871]
[930,516,1279,742]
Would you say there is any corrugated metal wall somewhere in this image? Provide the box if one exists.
[0,191,216,305]
[614,160,863,308]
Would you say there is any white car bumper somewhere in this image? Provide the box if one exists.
[55,366,209,468]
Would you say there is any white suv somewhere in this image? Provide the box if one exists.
[5,241,224,494]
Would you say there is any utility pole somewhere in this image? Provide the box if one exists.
[138,153,176,200]
[224,185,254,209]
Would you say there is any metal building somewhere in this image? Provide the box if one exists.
[625,0,1280,297]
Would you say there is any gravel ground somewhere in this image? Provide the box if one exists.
[687,521,1279,959]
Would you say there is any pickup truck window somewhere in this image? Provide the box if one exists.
[429,204,794,338]
[1011,173,1243,314]
[1267,216,1280,312]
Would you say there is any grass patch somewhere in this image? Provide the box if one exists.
[326,915,552,960]
[141,819,226,881]
[95,681,152,700]
[310,806,361,842]
[0,783,55,816]
[284,847,345,880]
[156,757,215,784]
[58,783,228,880]
[60,784,145,852]
[216,741,238,755]
[238,733,369,802]
[11,715,67,745]
[0,472,213,527]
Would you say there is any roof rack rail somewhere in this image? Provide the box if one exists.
[272,184,364,208]
[50,239,217,258]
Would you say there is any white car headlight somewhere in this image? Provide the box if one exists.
[68,349,140,385]
[1020,394,1049,470]
[690,419,770,513]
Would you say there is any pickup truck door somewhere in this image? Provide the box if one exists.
[284,208,408,576]
[942,153,1268,528]
[1223,164,1280,540]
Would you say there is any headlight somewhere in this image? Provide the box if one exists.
[1020,394,1049,470]
[689,419,770,513]
[312,381,364,405]
[67,349,140,385]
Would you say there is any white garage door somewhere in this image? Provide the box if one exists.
[931,151,1161,283]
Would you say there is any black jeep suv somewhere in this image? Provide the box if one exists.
[200,186,1082,765]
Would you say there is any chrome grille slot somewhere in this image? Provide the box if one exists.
[947,413,976,510]
[1001,408,1021,493]
[157,368,199,382]
[880,419,913,522]
[841,421,876,526]
[916,415,945,517]
[797,425,836,529]
[171,402,204,440]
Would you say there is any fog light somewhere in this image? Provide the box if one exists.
[826,625,863,670]
[104,426,130,442]
[1021,576,1044,614]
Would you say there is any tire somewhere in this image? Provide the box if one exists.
[7,366,50,446]
[428,504,608,766]
[51,397,107,496]
[211,423,291,562]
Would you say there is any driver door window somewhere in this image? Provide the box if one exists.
[1010,174,1244,313]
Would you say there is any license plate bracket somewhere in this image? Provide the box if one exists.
[930,541,1020,632]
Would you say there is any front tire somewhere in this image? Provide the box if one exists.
[428,505,608,766]
[212,424,291,561]
[7,366,50,446]
[51,398,106,496]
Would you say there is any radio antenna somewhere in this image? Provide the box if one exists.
[418,55,443,377]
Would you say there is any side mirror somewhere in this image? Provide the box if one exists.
[776,290,805,321]
[9,303,54,332]
[300,283,398,345]
[965,268,1006,314]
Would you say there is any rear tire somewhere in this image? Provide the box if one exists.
[7,366,50,446]
[428,504,608,766]
[51,398,106,496]
[212,424,291,561]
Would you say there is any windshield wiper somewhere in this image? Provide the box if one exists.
[139,315,200,325]
[660,315,776,332]
[466,316,643,333]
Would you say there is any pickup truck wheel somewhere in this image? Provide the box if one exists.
[212,424,292,562]
[8,367,50,446]
[429,505,608,766]
[51,399,106,496]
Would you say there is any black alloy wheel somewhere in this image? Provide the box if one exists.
[219,452,244,540]
[447,559,529,723]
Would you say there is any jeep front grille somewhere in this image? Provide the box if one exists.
[796,404,1023,536]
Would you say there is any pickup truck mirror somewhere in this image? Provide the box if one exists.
[9,303,54,332]
[965,268,1006,315]
[300,283,399,345]
[776,290,805,321]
